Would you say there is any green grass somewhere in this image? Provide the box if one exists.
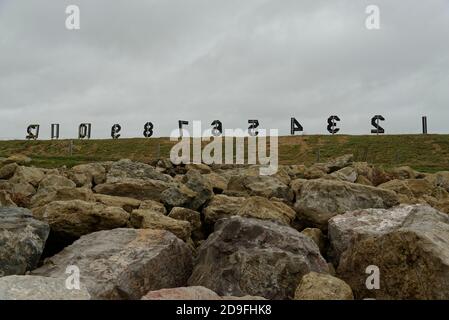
[1,135,448,173]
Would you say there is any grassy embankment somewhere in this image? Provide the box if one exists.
[0,135,448,173]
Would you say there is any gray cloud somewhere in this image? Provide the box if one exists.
[0,0,448,139]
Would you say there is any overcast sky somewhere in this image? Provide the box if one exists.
[0,0,448,139]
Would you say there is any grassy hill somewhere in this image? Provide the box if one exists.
[1,134,448,173]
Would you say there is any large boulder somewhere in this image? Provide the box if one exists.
[160,170,214,211]
[142,286,220,300]
[30,187,95,208]
[185,163,212,174]
[272,166,293,185]
[69,163,107,187]
[390,166,417,180]
[130,209,191,241]
[304,165,327,180]
[0,207,49,277]
[325,154,353,173]
[0,275,90,300]
[4,154,31,165]
[330,167,358,183]
[0,163,19,179]
[188,216,328,299]
[32,228,193,300]
[236,196,296,225]
[294,179,399,229]
[434,171,449,192]
[106,159,172,183]
[139,200,167,214]
[378,179,437,204]
[38,174,76,191]
[181,170,214,210]
[227,175,293,202]
[10,166,45,187]
[0,181,36,207]
[32,200,129,240]
[94,178,170,201]
[160,185,198,210]
[202,195,246,225]
[142,286,265,300]
[329,205,449,299]
[168,207,202,240]
[294,272,353,300]
[351,162,390,186]
[203,173,228,194]
[93,194,141,213]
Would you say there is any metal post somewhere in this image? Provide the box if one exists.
[69,140,73,156]
[422,116,428,134]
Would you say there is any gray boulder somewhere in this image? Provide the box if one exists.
[32,200,129,240]
[329,205,449,299]
[0,207,49,277]
[294,179,399,229]
[0,275,90,300]
[188,216,328,299]
[227,175,293,202]
[32,228,193,300]
[106,159,172,183]
[202,195,246,225]
[94,178,170,201]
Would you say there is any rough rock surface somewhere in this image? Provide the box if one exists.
[325,154,353,173]
[70,163,107,187]
[32,200,129,240]
[203,195,246,225]
[106,159,171,183]
[94,178,170,201]
[329,205,449,299]
[0,191,16,207]
[0,207,49,277]
[0,163,19,179]
[203,172,228,193]
[378,179,434,201]
[236,196,296,225]
[188,216,328,299]
[301,228,326,255]
[330,167,358,183]
[142,286,266,300]
[142,286,221,300]
[139,199,167,214]
[352,162,390,186]
[168,207,202,240]
[3,154,31,165]
[32,228,193,300]
[390,166,417,180]
[30,187,94,208]
[0,275,90,300]
[294,272,354,300]
[294,179,399,229]
[161,185,198,210]
[93,193,141,213]
[434,171,449,192]
[227,175,293,202]
[178,170,214,210]
[10,166,45,187]
[130,209,191,241]
[38,174,76,191]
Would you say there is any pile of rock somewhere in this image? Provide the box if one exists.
[1,154,449,300]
